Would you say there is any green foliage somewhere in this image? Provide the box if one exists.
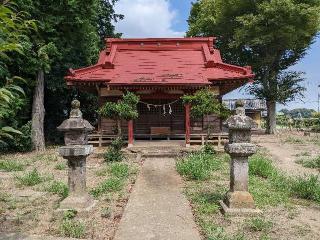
[46,181,69,199]
[109,163,129,179]
[1,121,32,152]
[104,137,125,162]
[203,143,216,155]
[15,168,44,186]
[290,175,320,203]
[176,151,222,180]
[246,217,273,232]
[90,177,123,198]
[181,89,229,119]
[0,159,24,172]
[98,92,140,121]
[100,207,112,218]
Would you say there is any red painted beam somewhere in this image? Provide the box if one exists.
[185,104,191,147]
[128,120,134,147]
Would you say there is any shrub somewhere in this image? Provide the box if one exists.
[109,163,129,178]
[90,178,123,198]
[0,160,24,172]
[249,154,276,178]
[15,168,44,186]
[290,175,320,203]
[176,152,221,180]
[47,181,69,199]
[0,122,32,153]
[104,137,125,162]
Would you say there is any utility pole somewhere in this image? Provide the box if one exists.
[318,85,320,113]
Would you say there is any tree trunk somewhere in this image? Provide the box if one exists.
[117,119,122,137]
[31,69,45,151]
[266,100,276,134]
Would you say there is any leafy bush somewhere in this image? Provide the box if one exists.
[90,177,123,198]
[15,169,44,186]
[290,175,320,203]
[176,152,221,180]
[0,160,24,171]
[104,137,125,162]
[0,122,32,153]
[109,163,129,178]
[47,181,69,199]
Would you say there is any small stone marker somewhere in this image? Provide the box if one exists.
[57,100,96,212]
[220,100,261,215]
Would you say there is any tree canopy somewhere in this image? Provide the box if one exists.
[187,0,320,133]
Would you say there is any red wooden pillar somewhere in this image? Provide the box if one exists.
[128,120,134,148]
[185,104,191,147]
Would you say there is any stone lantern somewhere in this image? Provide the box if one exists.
[219,100,261,215]
[57,100,96,212]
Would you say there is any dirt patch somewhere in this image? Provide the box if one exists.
[0,147,141,239]
[252,133,319,176]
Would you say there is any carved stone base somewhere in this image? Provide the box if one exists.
[219,200,262,216]
[58,194,96,212]
[225,191,255,209]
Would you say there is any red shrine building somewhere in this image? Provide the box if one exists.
[65,37,254,147]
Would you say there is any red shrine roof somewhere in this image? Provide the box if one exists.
[65,37,254,90]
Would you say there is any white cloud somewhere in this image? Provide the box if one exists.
[114,0,184,38]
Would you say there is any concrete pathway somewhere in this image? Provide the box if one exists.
[114,157,201,240]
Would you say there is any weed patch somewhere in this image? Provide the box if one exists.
[249,154,276,178]
[284,136,304,144]
[54,162,67,170]
[176,152,223,180]
[109,163,129,178]
[245,217,273,232]
[59,209,85,238]
[0,160,24,172]
[46,181,69,199]
[290,175,320,203]
[90,177,123,198]
[15,169,44,186]
[295,156,320,169]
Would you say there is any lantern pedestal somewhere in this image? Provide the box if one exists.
[58,145,96,212]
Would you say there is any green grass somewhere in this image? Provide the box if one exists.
[59,219,85,238]
[249,154,277,178]
[0,160,24,172]
[290,175,320,203]
[54,162,67,170]
[15,169,44,186]
[109,163,129,178]
[284,136,305,144]
[245,217,273,232]
[176,152,224,180]
[295,156,320,169]
[90,177,123,198]
[46,181,69,199]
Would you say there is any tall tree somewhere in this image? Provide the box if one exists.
[13,0,122,150]
[187,0,320,134]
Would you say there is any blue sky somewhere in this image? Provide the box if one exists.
[114,0,320,111]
